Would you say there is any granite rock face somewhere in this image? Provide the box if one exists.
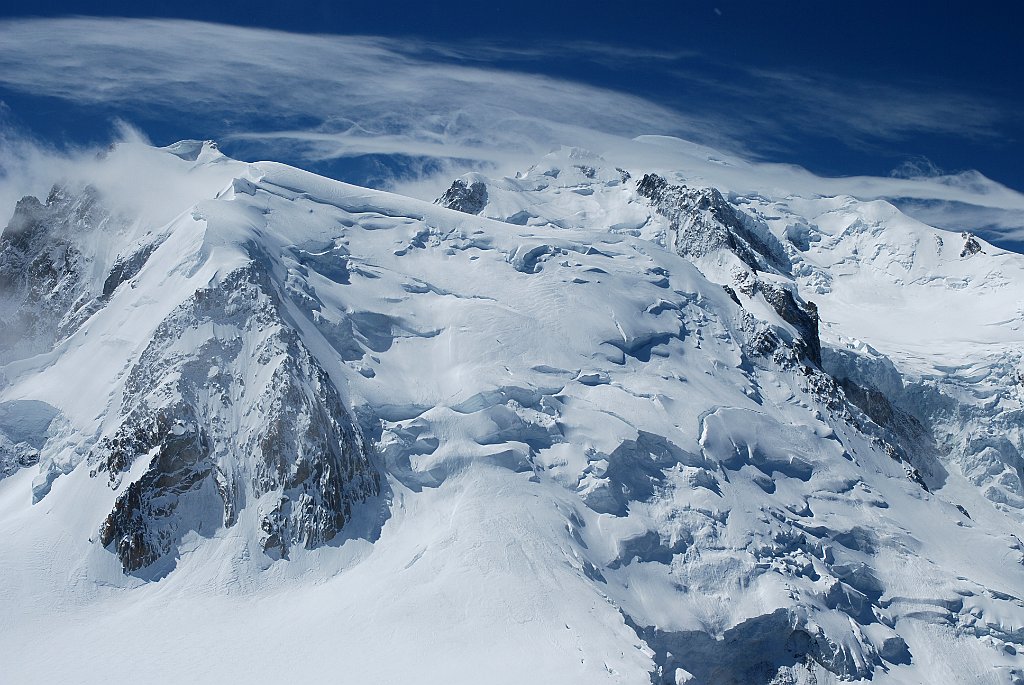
[757,280,822,367]
[0,186,113,362]
[94,264,380,573]
[0,180,381,574]
[636,173,822,366]
[636,173,789,273]
[960,231,983,257]
[436,178,489,214]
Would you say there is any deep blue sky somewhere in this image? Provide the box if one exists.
[1,1,1022,192]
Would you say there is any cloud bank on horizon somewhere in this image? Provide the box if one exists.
[0,16,1021,248]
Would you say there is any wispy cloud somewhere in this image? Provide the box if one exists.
[741,68,1003,145]
[0,18,719,175]
[0,16,1019,248]
[0,17,1006,177]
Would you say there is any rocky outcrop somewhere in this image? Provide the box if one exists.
[98,410,211,572]
[635,174,823,363]
[636,173,789,273]
[960,231,983,257]
[0,186,111,361]
[93,264,380,573]
[0,185,167,363]
[102,241,162,296]
[757,280,821,367]
[436,178,488,214]
[822,342,1023,506]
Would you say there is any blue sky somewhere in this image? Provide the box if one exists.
[0,1,1021,197]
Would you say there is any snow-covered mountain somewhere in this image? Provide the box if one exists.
[1,139,1022,684]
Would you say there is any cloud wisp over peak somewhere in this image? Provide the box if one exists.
[0,18,707,171]
[0,16,1012,181]
[0,15,1021,249]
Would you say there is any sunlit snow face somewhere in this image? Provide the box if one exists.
[1,129,1022,684]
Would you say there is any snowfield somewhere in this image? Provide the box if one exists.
[0,138,1022,684]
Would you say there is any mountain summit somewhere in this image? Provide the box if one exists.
[2,141,1022,685]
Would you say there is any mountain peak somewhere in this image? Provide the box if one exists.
[160,139,224,163]
[2,143,1023,684]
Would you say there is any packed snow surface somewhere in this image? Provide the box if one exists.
[1,139,1022,684]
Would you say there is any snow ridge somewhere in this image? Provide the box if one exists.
[0,141,1022,685]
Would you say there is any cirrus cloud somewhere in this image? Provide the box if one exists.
[0,17,1010,176]
[0,16,1020,249]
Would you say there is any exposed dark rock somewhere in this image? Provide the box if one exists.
[0,446,39,479]
[0,185,143,363]
[436,178,489,214]
[722,284,742,305]
[98,412,212,572]
[878,635,911,665]
[746,326,784,360]
[960,232,982,257]
[92,264,380,574]
[757,281,822,367]
[573,164,597,179]
[103,241,161,296]
[635,173,669,202]
[823,347,948,491]
[636,173,790,274]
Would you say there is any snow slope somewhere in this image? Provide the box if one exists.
[454,144,1024,519]
[1,140,1022,684]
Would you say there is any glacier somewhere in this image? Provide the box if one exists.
[0,138,1022,684]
